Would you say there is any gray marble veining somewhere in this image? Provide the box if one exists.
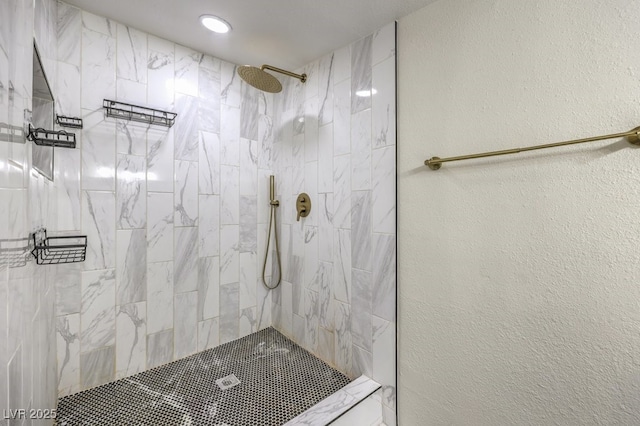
[351,269,372,352]
[174,227,198,293]
[147,329,173,368]
[199,131,220,195]
[56,315,80,396]
[240,82,259,140]
[116,24,146,83]
[372,234,396,322]
[174,160,198,226]
[198,256,219,321]
[219,282,239,344]
[116,302,146,378]
[80,346,114,389]
[80,269,116,352]
[146,261,173,334]
[83,191,116,270]
[117,154,146,229]
[147,192,173,263]
[284,375,380,426]
[174,94,199,161]
[174,291,197,359]
[351,191,372,271]
[239,196,257,253]
[57,1,81,65]
[350,34,372,114]
[116,229,146,305]
[198,194,220,258]
[146,127,174,193]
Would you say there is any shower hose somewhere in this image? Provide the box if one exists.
[262,198,282,290]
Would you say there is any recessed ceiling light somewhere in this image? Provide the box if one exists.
[200,15,231,34]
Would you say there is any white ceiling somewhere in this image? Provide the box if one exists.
[64,0,438,70]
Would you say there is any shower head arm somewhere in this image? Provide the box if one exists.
[260,64,307,83]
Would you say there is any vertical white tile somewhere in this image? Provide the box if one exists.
[239,252,256,310]
[373,316,396,411]
[318,193,334,262]
[174,227,198,293]
[372,146,395,234]
[199,131,220,195]
[372,56,396,148]
[351,35,373,114]
[147,192,174,262]
[147,38,174,109]
[318,53,334,126]
[240,138,258,195]
[174,291,197,359]
[304,96,319,162]
[82,110,116,191]
[116,302,146,378]
[220,225,239,285]
[81,28,115,110]
[174,160,198,226]
[174,94,199,161]
[220,165,239,224]
[147,330,173,368]
[333,79,351,156]
[116,154,146,229]
[199,195,220,257]
[174,45,200,96]
[220,105,240,166]
[116,24,147,83]
[56,314,80,396]
[198,256,219,321]
[54,147,81,231]
[116,229,146,305]
[333,154,351,229]
[147,127,174,193]
[57,1,82,65]
[221,62,241,108]
[372,234,396,322]
[219,283,239,344]
[318,123,334,193]
[147,261,173,334]
[197,318,219,351]
[304,226,319,291]
[82,191,116,270]
[351,108,372,191]
[351,191,372,271]
[334,229,351,303]
[80,269,116,352]
[372,22,396,66]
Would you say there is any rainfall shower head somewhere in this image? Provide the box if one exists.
[237,64,307,93]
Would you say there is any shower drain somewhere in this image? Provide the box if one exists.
[216,373,241,390]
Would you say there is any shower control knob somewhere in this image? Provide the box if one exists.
[296,193,311,221]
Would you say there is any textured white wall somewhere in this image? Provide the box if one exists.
[398,0,640,424]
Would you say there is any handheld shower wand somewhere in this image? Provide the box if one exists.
[262,175,282,289]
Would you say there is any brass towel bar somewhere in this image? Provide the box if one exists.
[425,126,640,170]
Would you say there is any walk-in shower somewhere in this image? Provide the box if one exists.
[237,64,307,93]
[262,175,282,290]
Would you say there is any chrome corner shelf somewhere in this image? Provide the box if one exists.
[31,228,87,265]
[27,125,76,148]
[103,99,177,127]
[56,115,83,129]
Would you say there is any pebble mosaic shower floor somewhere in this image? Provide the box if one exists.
[54,327,351,425]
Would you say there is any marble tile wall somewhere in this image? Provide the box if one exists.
[53,2,274,395]
[271,22,397,425]
[1,0,60,422]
